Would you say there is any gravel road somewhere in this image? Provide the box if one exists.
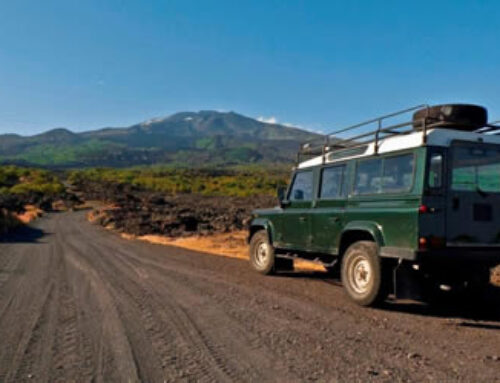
[0,212,499,382]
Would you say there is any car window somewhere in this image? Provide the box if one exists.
[320,166,344,199]
[289,171,313,201]
[354,159,382,194]
[452,145,500,192]
[382,154,414,192]
[428,153,443,188]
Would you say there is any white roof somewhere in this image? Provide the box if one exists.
[298,128,500,169]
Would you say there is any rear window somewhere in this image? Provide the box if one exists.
[354,159,382,194]
[428,153,443,189]
[382,154,414,193]
[354,154,414,195]
[289,171,314,201]
[452,145,500,192]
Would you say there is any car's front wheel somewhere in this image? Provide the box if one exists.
[249,230,276,275]
[341,241,389,306]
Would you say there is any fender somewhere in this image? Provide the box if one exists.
[340,221,386,247]
[248,218,276,244]
[340,221,416,260]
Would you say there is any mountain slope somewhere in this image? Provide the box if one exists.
[0,111,320,167]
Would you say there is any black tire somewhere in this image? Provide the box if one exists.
[341,241,389,306]
[249,230,276,275]
[413,104,488,131]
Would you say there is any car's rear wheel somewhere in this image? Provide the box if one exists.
[341,241,389,306]
[249,230,276,275]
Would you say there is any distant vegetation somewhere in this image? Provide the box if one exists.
[0,166,64,196]
[3,140,122,166]
[0,163,290,199]
[69,166,290,197]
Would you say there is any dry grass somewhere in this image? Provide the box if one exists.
[86,210,99,223]
[86,206,115,223]
[51,200,68,212]
[126,230,325,272]
[0,204,42,233]
[15,205,43,224]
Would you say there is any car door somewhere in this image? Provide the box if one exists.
[310,164,347,254]
[279,169,314,251]
[446,142,500,245]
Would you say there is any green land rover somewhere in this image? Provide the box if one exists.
[248,104,500,306]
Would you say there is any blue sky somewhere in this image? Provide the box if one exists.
[0,0,499,135]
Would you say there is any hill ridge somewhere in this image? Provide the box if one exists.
[0,110,320,167]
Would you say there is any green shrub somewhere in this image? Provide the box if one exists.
[69,166,290,197]
[0,165,64,196]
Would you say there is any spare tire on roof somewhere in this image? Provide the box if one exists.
[412,104,488,131]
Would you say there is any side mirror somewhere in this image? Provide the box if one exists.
[277,185,287,201]
[276,186,290,208]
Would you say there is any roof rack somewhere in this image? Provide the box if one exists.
[476,120,500,135]
[297,105,500,165]
[297,104,431,164]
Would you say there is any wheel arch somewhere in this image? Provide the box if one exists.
[248,218,275,245]
[339,221,385,258]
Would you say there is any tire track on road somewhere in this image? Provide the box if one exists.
[49,233,95,383]
[72,216,299,382]
[63,225,234,382]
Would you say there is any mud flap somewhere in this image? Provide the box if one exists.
[393,261,424,300]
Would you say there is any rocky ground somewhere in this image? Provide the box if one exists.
[77,180,276,236]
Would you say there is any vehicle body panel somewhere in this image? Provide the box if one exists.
[249,139,500,267]
[445,140,500,246]
[310,164,348,254]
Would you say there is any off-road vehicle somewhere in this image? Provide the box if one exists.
[248,104,500,306]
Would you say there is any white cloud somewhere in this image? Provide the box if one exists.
[256,115,323,133]
[257,116,304,129]
[257,116,278,124]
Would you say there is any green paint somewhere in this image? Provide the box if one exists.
[251,147,426,256]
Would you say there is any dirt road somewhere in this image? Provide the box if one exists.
[0,212,499,382]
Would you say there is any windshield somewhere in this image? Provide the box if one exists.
[451,144,500,192]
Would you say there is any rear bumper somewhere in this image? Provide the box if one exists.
[381,245,500,266]
[416,247,500,267]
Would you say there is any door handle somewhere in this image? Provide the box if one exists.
[329,216,340,223]
[299,216,307,222]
